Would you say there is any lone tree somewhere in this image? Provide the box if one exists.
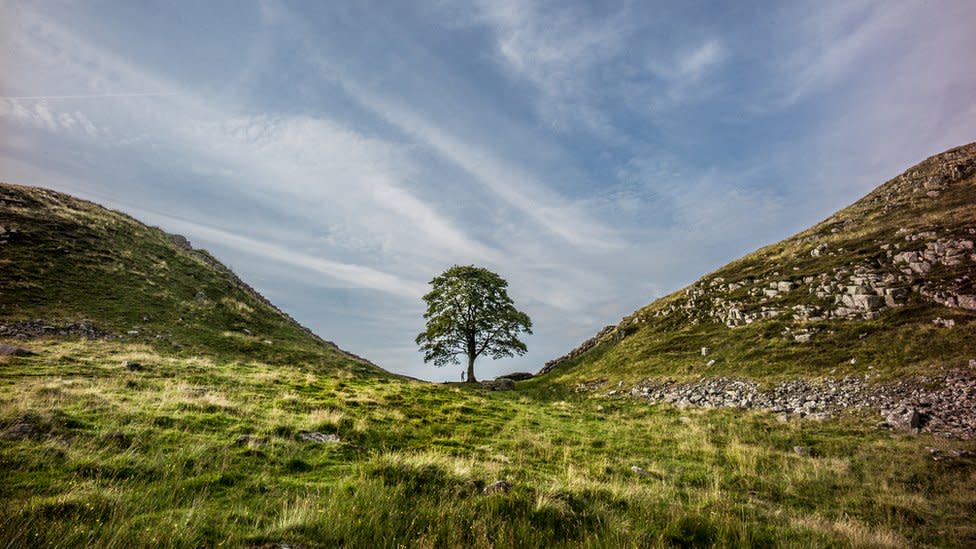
[415,265,532,383]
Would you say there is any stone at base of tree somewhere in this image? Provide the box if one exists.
[480,378,516,391]
[497,372,534,381]
[0,344,34,356]
[483,480,512,494]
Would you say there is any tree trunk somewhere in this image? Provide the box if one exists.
[466,353,477,383]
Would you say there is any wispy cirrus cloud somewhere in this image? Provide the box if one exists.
[0,99,100,137]
[135,211,428,299]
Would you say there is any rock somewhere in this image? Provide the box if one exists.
[126,330,139,336]
[908,261,931,274]
[630,465,654,477]
[701,347,710,357]
[776,414,789,422]
[168,233,193,250]
[235,434,266,446]
[540,325,615,374]
[481,378,516,391]
[0,344,34,356]
[705,359,716,367]
[496,372,533,381]
[793,446,810,456]
[957,295,976,311]
[483,480,512,494]
[932,318,956,328]
[298,431,340,443]
[883,408,922,432]
[3,421,40,440]
[852,294,883,310]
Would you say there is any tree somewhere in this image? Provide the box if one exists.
[415,265,532,383]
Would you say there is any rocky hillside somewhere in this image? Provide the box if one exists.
[540,143,976,384]
[0,182,381,372]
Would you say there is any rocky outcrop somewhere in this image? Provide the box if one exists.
[0,344,34,356]
[480,378,516,391]
[576,367,976,439]
[496,372,534,381]
[0,223,17,245]
[637,228,976,333]
[0,319,111,339]
[539,325,616,374]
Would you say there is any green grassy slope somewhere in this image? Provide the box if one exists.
[2,341,974,547]
[0,182,379,373]
[540,143,976,385]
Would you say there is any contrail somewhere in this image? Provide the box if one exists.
[0,92,177,100]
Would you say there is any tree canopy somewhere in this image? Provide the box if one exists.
[415,265,532,382]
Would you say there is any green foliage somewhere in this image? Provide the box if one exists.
[415,265,532,379]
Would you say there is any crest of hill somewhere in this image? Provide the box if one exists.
[0,182,383,374]
[539,142,976,383]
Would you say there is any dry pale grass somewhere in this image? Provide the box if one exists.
[791,515,909,548]
[374,450,502,480]
[220,298,254,314]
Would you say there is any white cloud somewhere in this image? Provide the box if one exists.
[1,7,502,273]
[0,99,103,138]
[676,39,725,81]
[137,211,427,299]
[477,0,624,93]
[466,0,629,135]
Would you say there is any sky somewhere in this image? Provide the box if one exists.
[2,1,975,381]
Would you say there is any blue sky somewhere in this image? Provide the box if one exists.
[2,1,975,380]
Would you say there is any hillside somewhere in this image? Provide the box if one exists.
[540,143,976,385]
[2,179,975,547]
[0,182,379,373]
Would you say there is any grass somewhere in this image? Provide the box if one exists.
[2,339,975,547]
